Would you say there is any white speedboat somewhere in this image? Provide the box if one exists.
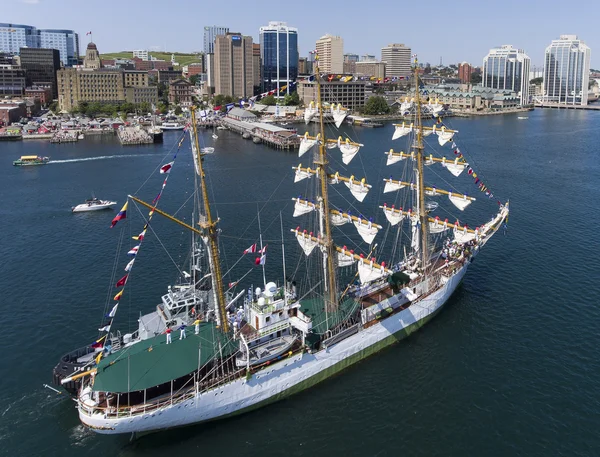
[160,122,184,130]
[72,198,117,213]
[517,116,528,120]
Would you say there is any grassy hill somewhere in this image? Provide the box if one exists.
[100,51,202,67]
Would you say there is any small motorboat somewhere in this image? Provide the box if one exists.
[212,133,218,139]
[200,147,215,154]
[13,155,49,166]
[72,197,117,213]
[517,116,529,120]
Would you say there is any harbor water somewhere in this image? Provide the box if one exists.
[0,109,599,456]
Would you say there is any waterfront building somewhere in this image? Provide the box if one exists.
[253,43,261,94]
[297,79,365,109]
[185,62,205,77]
[343,53,359,74]
[426,83,520,111]
[360,54,376,62]
[482,45,530,106]
[0,64,26,96]
[39,29,79,66]
[19,47,60,99]
[133,50,149,61]
[458,62,473,84]
[204,25,229,55]
[315,34,343,73]
[124,70,149,87]
[168,78,193,107]
[25,86,53,105]
[157,69,182,84]
[83,42,101,69]
[125,86,158,106]
[0,99,27,124]
[355,61,386,79]
[381,43,411,78]
[298,57,308,75]
[542,35,591,106]
[214,33,253,98]
[259,21,298,94]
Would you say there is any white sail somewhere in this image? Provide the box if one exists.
[383,179,406,194]
[354,219,379,244]
[423,125,435,137]
[453,227,476,244]
[381,205,404,226]
[411,219,420,253]
[304,102,317,124]
[337,248,356,267]
[448,192,472,211]
[299,135,317,157]
[442,158,468,177]
[293,199,315,217]
[331,104,348,128]
[344,178,371,202]
[338,137,361,165]
[385,149,406,166]
[326,142,337,149]
[392,122,413,140]
[425,187,439,196]
[358,260,387,284]
[424,154,435,166]
[428,218,449,234]
[296,233,318,256]
[437,127,454,146]
[330,212,351,226]
[294,166,312,183]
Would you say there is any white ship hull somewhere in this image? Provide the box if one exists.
[72,202,117,212]
[79,263,468,434]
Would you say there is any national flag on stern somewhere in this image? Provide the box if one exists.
[115,274,128,287]
[110,202,128,228]
[113,290,124,301]
[160,161,174,174]
[127,245,139,256]
[243,243,257,254]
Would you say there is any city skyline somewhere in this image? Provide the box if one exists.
[5,0,597,68]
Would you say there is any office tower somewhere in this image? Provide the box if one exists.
[214,33,253,97]
[381,43,411,78]
[259,21,298,93]
[482,44,530,106]
[203,25,229,55]
[315,34,343,73]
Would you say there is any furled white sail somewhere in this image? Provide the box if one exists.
[304,102,317,124]
[338,137,361,165]
[337,248,356,267]
[392,122,413,140]
[344,178,371,202]
[428,217,449,234]
[331,104,348,128]
[411,219,420,253]
[453,227,477,244]
[293,199,315,217]
[299,134,317,157]
[383,179,406,194]
[425,187,439,196]
[442,158,468,177]
[381,205,404,226]
[354,219,379,244]
[424,154,434,166]
[385,149,405,166]
[400,100,413,114]
[296,232,318,256]
[294,167,312,183]
[448,192,472,211]
[330,212,351,226]
[358,260,387,284]
[326,142,337,149]
[437,127,454,146]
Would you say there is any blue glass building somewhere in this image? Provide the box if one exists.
[259,22,298,94]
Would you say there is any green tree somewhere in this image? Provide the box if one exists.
[470,72,482,84]
[189,75,199,86]
[530,77,543,85]
[261,95,277,106]
[48,101,58,113]
[157,102,168,114]
[174,105,183,115]
[362,96,390,115]
[283,91,300,106]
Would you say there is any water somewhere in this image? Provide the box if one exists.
[1,110,599,456]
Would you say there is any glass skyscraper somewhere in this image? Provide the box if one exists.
[203,26,229,55]
[542,35,591,106]
[0,23,78,66]
[482,44,530,106]
[259,21,298,94]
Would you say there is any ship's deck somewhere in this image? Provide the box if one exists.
[92,322,236,393]
[299,296,360,335]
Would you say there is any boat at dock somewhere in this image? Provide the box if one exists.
[160,122,184,130]
[72,198,117,213]
[55,56,509,436]
[13,155,49,166]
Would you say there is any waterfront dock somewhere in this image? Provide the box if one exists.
[117,126,153,145]
[534,103,600,110]
[221,118,299,150]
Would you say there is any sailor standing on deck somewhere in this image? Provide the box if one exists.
[194,318,200,335]
[179,323,187,340]
[166,327,172,344]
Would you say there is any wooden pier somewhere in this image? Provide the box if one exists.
[221,118,299,150]
[117,126,153,145]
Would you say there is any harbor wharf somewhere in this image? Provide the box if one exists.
[117,126,153,145]
[534,103,600,111]
[221,117,300,150]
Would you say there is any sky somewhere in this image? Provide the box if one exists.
[5,0,598,68]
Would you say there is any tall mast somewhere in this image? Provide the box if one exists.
[314,54,338,311]
[190,107,229,333]
[413,57,429,271]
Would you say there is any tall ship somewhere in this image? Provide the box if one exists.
[54,55,509,435]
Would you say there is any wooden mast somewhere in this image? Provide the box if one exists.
[413,57,429,270]
[314,53,338,311]
[190,107,229,333]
